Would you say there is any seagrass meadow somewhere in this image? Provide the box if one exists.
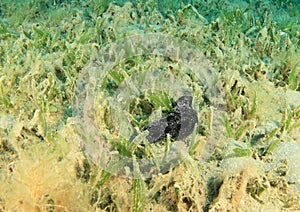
[0,0,300,211]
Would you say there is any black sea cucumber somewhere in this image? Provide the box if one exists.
[142,95,198,143]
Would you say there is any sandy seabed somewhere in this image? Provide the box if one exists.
[0,0,300,211]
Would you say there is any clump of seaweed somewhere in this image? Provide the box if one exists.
[0,131,92,211]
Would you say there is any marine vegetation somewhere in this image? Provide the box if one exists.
[0,0,299,211]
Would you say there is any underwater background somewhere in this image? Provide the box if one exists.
[0,0,300,211]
